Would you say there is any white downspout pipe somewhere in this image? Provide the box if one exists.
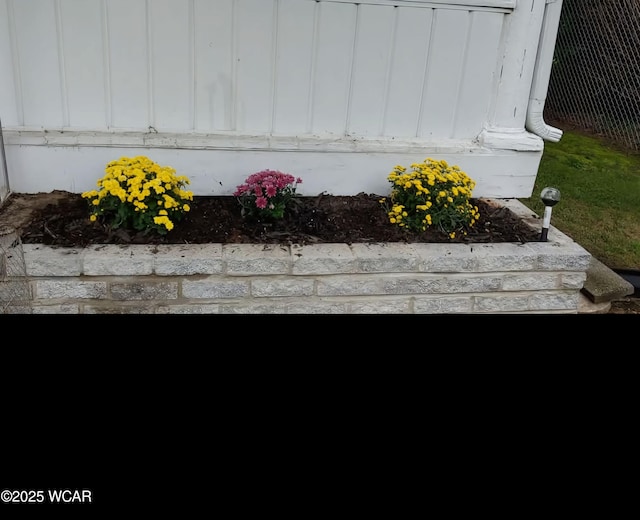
[526,0,564,142]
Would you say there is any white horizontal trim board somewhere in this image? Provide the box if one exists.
[3,129,543,153]
[4,139,544,198]
[315,0,516,11]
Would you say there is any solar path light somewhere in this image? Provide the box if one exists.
[540,187,560,242]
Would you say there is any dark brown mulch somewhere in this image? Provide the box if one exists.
[7,190,541,247]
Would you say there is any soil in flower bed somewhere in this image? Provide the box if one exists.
[1,190,541,247]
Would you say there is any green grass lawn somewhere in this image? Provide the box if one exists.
[519,130,640,270]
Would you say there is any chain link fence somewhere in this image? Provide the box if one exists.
[545,0,640,152]
[0,226,32,314]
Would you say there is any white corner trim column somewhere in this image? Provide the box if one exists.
[479,0,546,151]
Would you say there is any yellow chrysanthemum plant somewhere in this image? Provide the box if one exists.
[380,158,480,239]
[81,156,194,235]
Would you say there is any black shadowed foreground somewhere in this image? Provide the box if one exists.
[6,190,541,247]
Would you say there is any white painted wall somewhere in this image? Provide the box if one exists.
[0,0,562,198]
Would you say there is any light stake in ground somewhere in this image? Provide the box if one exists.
[540,187,561,241]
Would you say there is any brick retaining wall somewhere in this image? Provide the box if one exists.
[19,200,592,314]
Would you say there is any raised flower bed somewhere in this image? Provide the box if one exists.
[1,154,592,314]
[16,197,591,314]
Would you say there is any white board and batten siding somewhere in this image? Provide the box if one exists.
[0,0,558,198]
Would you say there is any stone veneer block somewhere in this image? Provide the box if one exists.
[413,296,474,314]
[110,281,179,301]
[473,243,538,271]
[529,291,580,311]
[530,242,592,271]
[83,245,155,275]
[35,279,107,299]
[561,272,587,289]
[32,303,80,314]
[437,275,503,293]
[224,244,291,275]
[291,244,357,275]
[83,304,157,314]
[412,243,478,272]
[285,300,350,314]
[381,275,444,295]
[317,275,392,296]
[474,294,531,312]
[156,304,221,314]
[251,277,315,297]
[182,277,250,299]
[22,245,83,276]
[220,302,289,314]
[153,244,223,275]
[349,243,420,272]
[349,298,411,314]
[501,272,559,291]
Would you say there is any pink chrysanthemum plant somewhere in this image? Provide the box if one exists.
[234,169,302,220]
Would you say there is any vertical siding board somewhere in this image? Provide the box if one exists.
[12,0,64,127]
[234,0,276,133]
[193,0,234,132]
[59,0,106,129]
[310,1,357,136]
[272,0,315,135]
[305,0,320,133]
[0,0,20,126]
[451,11,503,138]
[107,0,149,129]
[146,0,154,128]
[230,0,238,131]
[189,0,196,131]
[347,4,395,137]
[269,0,279,134]
[149,0,191,131]
[382,6,432,137]
[379,6,398,136]
[418,8,469,138]
[54,0,70,127]
[101,0,112,128]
